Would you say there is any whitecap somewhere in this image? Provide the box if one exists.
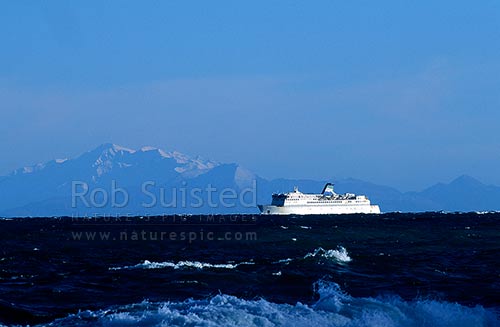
[110,260,254,271]
[35,281,499,327]
[273,258,294,264]
[304,246,352,263]
[273,247,352,266]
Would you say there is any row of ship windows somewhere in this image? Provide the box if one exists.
[286,200,366,204]
[307,201,366,205]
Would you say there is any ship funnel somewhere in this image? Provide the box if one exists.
[321,183,335,196]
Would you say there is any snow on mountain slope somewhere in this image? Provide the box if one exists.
[0,143,219,211]
[1,144,500,216]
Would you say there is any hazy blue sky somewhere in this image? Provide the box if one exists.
[1,1,499,191]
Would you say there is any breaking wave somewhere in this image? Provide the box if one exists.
[34,281,498,327]
[272,246,352,266]
[304,246,352,263]
[110,260,254,271]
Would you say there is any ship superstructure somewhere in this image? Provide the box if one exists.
[258,183,380,215]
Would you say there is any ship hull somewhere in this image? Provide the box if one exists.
[258,204,381,215]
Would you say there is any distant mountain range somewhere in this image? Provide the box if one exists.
[1,143,499,217]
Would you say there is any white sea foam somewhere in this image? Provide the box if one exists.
[171,280,200,284]
[475,211,498,215]
[304,246,352,263]
[299,225,312,229]
[110,260,254,271]
[272,247,352,266]
[38,281,499,327]
[273,258,294,264]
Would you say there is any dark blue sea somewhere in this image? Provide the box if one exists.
[0,212,499,326]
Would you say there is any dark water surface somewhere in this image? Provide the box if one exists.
[0,213,499,326]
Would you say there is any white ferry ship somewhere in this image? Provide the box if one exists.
[258,183,381,215]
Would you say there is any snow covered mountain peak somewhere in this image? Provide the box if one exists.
[86,144,219,179]
[90,143,135,156]
[5,143,220,182]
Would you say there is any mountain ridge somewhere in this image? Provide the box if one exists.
[0,144,499,216]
